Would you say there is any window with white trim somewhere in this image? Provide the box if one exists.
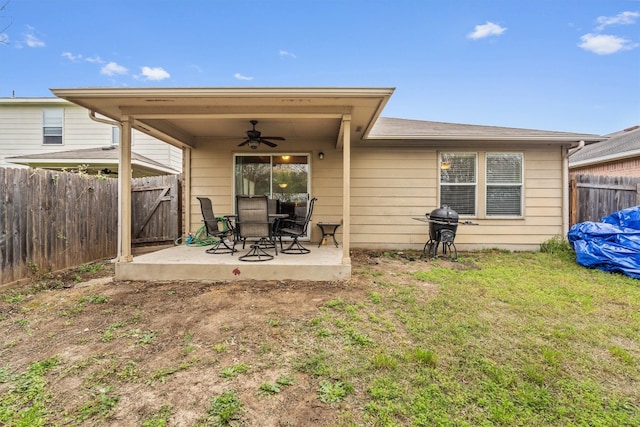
[43,108,63,145]
[486,153,523,216]
[439,152,477,216]
[111,126,120,145]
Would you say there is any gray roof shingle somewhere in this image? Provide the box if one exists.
[369,117,603,141]
[569,125,640,166]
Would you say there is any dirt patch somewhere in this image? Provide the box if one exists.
[1,250,454,426]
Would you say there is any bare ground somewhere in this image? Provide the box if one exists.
[0,250,445,426]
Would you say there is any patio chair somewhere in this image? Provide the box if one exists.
[277,197,317,254]
[197,197,236,254]
[234,195,277,261]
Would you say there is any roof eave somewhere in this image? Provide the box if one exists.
[570,148,640,168]
[50,86,396,98]
[6,158,178,175]
[365,135,602,143]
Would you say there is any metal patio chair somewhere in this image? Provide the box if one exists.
[277,197,317,254]
[234,195,277,261]
[197,197,236,254]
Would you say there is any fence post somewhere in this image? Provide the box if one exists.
[570,177,577,227]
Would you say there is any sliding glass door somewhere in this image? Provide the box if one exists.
[234,154,310,229]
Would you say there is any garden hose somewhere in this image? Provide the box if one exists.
[174,225,219,247]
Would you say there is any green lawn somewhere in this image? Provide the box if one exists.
[1,245,639,426]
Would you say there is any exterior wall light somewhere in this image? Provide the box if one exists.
[318,152,324,160]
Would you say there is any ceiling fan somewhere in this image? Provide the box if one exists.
[238,120,285,149]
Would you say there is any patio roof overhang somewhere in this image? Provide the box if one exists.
[50,87,395,150]
[48,87,395,275]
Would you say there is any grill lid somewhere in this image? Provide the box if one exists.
[428,205,459,222]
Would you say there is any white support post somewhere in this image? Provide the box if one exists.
[342,114,351,265]
[183,147,192,235]
[119,117,133,262]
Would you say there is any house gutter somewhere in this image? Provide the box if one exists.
[562,140,585,238]
[88,111,124,261]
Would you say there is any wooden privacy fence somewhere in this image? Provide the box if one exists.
[0,168,118,286]
[569,174,640,226]
[1,169,182,287]
[131,174,181,244]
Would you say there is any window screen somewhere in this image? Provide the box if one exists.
[486,153,523,216]
[440,153,477,215]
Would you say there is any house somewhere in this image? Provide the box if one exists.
[49,87,602,281]
[569,125,640,176]
[0,97,182,176]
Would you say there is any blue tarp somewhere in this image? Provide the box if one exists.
[567,206,640,279]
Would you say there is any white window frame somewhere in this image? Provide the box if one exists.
[439,152,478,217]
[42,108,63,145]
[485,152,524,218]
[111,126,120,145]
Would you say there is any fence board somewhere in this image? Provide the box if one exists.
[0,169,118,285]
[1,169,182,287]
[569,174,640,226]
[131,175,181,244]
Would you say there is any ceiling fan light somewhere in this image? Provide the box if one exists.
[248,140,260,149]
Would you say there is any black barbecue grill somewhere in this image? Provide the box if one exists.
[413,205,478,260]
[425,205,459,259]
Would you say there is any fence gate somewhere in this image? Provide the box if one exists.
[569,174,640,226]
[131,175,181,245]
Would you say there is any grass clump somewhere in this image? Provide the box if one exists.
[204,391,243,426]
[0,356,61,426]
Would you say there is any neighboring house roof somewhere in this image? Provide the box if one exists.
[369,117,603,143]
[569,125,640,167]
[5,146,178,177]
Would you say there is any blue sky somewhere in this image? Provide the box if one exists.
[1,0,638,135]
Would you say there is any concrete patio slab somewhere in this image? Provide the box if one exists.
[116,244,349,282]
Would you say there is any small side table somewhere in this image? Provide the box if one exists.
[317,222,341,247]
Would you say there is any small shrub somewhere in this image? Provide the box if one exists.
[318,380,351,404]
[206,391,243,426]
[220,364,248,378]
[540,235,573,258]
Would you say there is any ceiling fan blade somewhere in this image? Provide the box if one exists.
[261,139,278,148]
[260,136,285,141]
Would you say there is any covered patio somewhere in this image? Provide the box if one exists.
[120,244,347,282]
[51,87,395,282]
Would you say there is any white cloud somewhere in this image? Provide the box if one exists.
[101,62,128,76]
[24,33,44,48]
[86,56,104,64]
[596,11,640,30]
[234,73,254,81]
[468,21,507,40]
[279,49,297,58]
[62,52,82,62]
[138,66,170,81]
[579,33,637,55]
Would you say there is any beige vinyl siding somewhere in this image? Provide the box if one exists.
[189,144,236,235]
[188,140,565,252]
[63,107,112,147]
[349,145,564,251]
[350,148,436,249]
[189,142,344,242]
[132,131,183,172]
[0,100,181,170]
[0,102,50,166]
[455,146,563,251]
